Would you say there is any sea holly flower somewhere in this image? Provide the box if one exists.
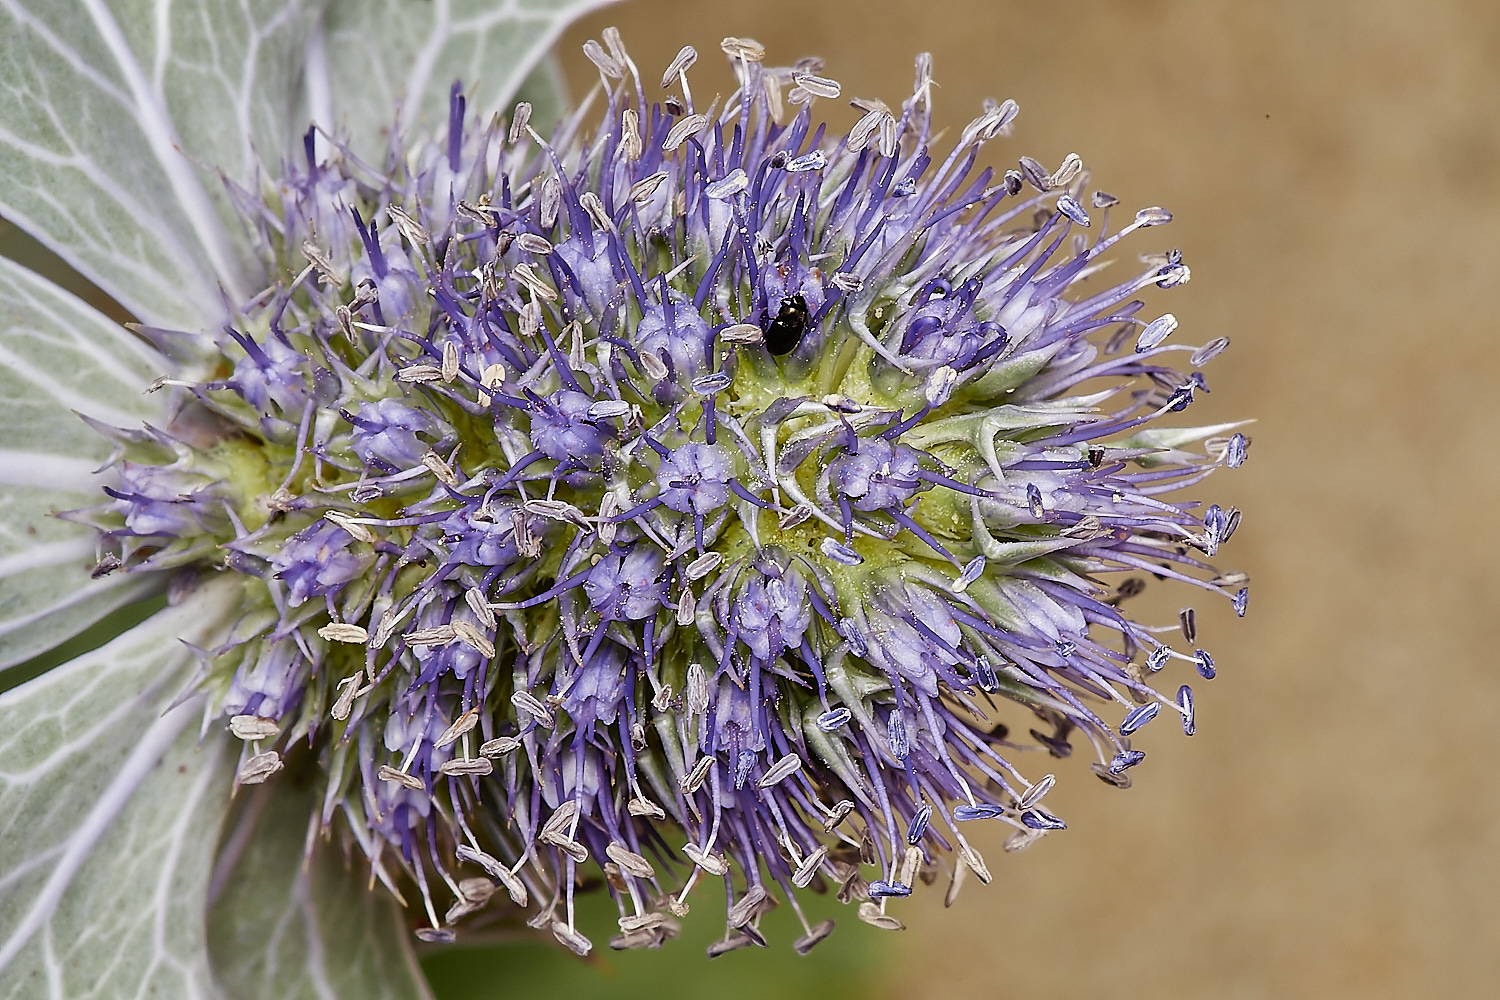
[0,5,1255,995]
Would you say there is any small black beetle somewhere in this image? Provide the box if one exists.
[763,294,809,356]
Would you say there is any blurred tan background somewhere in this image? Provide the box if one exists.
[564,2,1500,997]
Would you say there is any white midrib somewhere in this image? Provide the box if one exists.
[0,693,202,975]
[402,0,563,127]
[304,12,333,157]
[401,0,455,126]
[78,0,248,307]
[0,451,100,491]
[0,343,149,430]
[0,535,94,578]
[407,0,600,128]
[296,862,340,1000]
[147,727,226,1000]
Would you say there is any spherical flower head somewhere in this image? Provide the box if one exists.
[72,34,1253,955]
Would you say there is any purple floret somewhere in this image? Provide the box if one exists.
[349,398,439,468]
[270,523,363,606]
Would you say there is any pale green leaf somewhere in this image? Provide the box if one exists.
[0,254,173,668]
[0,549,161,673]
[121,0,324,202]
[0,579,241,999]
[208,773,432,1000]
[0,0,314,327]
[311,0,619,161]
[0,254,163,461]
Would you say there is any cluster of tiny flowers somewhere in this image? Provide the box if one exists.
[73,31,1250,956]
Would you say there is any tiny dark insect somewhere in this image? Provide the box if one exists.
[763,294,809,356]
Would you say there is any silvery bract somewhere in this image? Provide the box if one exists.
[0,2,1251,989]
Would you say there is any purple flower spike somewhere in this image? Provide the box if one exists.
[68,32,1249,953]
